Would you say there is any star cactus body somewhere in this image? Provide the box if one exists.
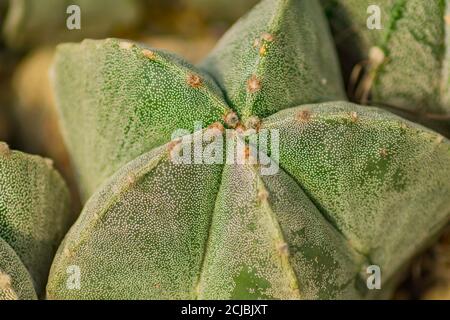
[46,0,450,299]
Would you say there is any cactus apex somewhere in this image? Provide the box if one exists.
[223,111,239,128]
[0,142,10,156]
[187,73,202,88]
[247,75,261,93]
[350,111,358,123]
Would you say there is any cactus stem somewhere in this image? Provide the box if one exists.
[141,49,156,60]
[350,111,358,123]
[296,110,311,123]
[247,75,261,93]
[0,142,10,156]
[187,73,202,88]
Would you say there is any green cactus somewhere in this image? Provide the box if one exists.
[0,142,71,297]
[2,0,142,49]
[322,0,450,118]
[46,0,450,299]
[0,237,37,300]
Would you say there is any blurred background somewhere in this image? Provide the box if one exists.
[0,0,448,300]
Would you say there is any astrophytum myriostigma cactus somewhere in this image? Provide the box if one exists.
[0,237,36,300]
[322,0,450,119]
[0,142,71,297]
[47,0,450,299]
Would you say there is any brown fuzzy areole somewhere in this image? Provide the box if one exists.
[247,75,261,93]
[223,111,240,128]
[379,148,388,158]
[0,272,12,289]
[142,49,156,60]
[187,74,202,88]
[296,110,311,123]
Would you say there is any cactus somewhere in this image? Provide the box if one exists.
[46,0,450,299]
[322,0,450,119]
[0,237,37,300]
[0,142,71,297]
[2,0,142,49]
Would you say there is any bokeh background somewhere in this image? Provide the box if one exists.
[0,0,448,300]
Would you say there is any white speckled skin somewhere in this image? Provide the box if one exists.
[323,0,450,114]
[0,148,71,296]
[47,0,450,299]
[0,237,37,300]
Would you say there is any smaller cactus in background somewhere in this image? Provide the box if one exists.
[322,0,450,137]
[0,237,36,300]
[0,142,71,297]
